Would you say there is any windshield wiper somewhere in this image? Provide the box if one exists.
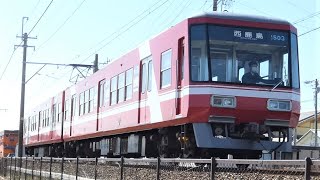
[270,79,283,91]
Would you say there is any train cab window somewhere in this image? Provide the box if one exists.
[118,73,125,103]
[190,25,209,81]
[210,52,231,82]
[190,24,295,88]
[161,49,172,88]
[125,68,133,100]
[291,33,299,88]
[111,76,118,105]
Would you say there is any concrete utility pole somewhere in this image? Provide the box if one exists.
[213,0,234,12]
[213,0,218,11]
[305,79,320,147]
[314,79,318,147]
[15,17,37,157]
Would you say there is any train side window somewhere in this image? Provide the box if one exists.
[42,111,45,127]
[58,103,62,122]
[99,80,105,107]
[52,104,57,123]
[118,72,125,103]
[88,88,94,112]
[71,94,77,117]
[104,80,110,106]
[148,61,153,91]
[125,68,133,100]
[79,92,84,115]
[111,76,118,105]
[46,109,50,126]
[84,90,90,114]
[141,63,147,93]
[161,49,172,88]
[64,99,70,121]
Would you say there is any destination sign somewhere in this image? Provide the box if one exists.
[208,25,288,46]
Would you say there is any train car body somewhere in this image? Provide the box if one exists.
[24,12,300,159]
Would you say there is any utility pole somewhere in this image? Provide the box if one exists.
[15,17,37,157]
[213,0,218,11]
[314,79,318,147]
[213,0,234,12]
[305,79,320,147]
[93,54,99,73]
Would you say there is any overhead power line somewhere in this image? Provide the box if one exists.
[35,0,86,52]
[28,0,54,36]
[293,11,320,24]
[299,26,320,37]
[79,0,170,64]
[0,1,53,80]
[0,44,22,80]
[166,0,192,27]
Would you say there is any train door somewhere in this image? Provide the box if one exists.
[139,56,152,124]
[97,80,108,131]
[176,38,185,115]
[51,103,56,140]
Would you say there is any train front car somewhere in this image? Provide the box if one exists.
[184,13,300,159]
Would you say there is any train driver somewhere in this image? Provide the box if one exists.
[241,61,263,84]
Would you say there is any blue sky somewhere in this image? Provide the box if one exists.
[0,0,319,131]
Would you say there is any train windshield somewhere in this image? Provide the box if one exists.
[190,24,299,88]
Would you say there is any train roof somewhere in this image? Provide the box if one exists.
[189,12,292,26]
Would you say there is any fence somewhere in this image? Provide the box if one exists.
[0,157,319,180]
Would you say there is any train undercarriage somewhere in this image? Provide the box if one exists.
[26,122,291,159]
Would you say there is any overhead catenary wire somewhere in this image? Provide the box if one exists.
[165,0,192,27]
[293,11,320,24]
[79,0,170,64]
[0,0,54,81]
[0,43,22,80]
[28,0,54,36]
[34,0,87,53]
[298,26,320,37]
[25,0,172,100]
[37,0,170,81]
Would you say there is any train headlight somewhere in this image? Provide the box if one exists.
[267,99,291,111]
[211,96,236,108]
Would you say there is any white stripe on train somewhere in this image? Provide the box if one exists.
[28,86,300,135]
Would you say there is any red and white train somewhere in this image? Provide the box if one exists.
[24,12,300,159]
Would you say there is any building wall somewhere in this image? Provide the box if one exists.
[0,130,19,157]
[292,150,320,160]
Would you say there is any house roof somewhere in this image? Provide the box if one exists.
[299,111,320,123]
[296,129,320,146]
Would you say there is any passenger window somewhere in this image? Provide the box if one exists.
[125,69,133,100]
[148,61,153,91]
[118,73,125,103]
[141,63,147,93]
[110,76,118,105]
[161,49,172,88]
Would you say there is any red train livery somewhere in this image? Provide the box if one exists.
[24,12,300,159]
